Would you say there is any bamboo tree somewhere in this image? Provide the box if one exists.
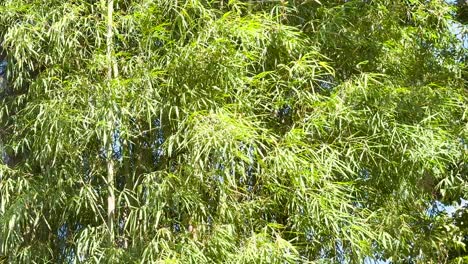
[0,0,466,263]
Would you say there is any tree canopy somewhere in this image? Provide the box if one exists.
[0,0,467,263]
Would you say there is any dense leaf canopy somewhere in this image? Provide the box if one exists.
[0,0,467,263]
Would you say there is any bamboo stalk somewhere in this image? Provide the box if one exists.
[106,0,116,243]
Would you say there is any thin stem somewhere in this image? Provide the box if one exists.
[106,0,116,243]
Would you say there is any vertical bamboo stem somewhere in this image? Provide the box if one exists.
[106,0,116,243]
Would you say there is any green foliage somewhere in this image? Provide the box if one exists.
[0,0,467,263]
[457,0,468,24]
